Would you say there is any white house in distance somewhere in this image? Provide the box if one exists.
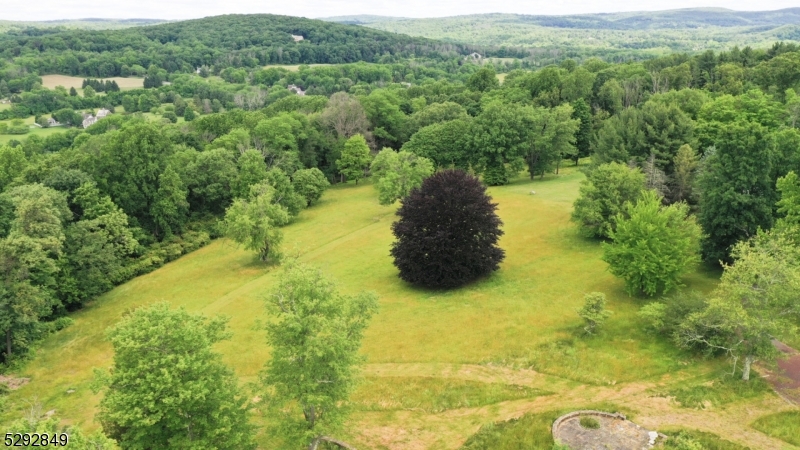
[287,84,306,96]
[82,109,112,129]
[291,34,304,42]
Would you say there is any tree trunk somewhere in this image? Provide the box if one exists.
[742,355,754,381]
[556,158,561,174]
[6,329,11,360]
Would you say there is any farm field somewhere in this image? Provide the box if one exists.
[1,164,795,449]
[40,75,144,90]
[263,63,337,71]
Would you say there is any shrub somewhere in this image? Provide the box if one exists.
[577,292,612,335]
[579,416,600,429]
[390,169,505,288]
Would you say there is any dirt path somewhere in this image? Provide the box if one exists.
[353,363,799,450]
[763,340,800,405]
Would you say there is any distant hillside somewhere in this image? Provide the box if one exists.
[0,14,478,77]
[323,8,800,54]
[0,18,167,33]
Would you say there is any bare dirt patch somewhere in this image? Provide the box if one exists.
[0,375,30,390]
[759,340,800,405]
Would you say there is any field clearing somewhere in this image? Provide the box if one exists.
[262,63,335,71]
[41,74,144,90]
[0,127,65,145]
[1,165,796,449]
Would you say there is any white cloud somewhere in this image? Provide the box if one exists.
[2,0,798,21]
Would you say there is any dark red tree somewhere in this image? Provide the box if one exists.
[390,169,505,288]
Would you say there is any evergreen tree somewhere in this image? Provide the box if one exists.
[571,98,592,165]
[698,120,774,263]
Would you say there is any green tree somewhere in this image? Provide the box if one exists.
[572,162,646,238]
[775,171,800,244]
[0,144,27,191]
[233,149,268,198]
[336,134,372,184]
[83,85,96,98]
[89,121,173,230]
[95,302,255,448]
[677,232,800,380]
[577,292,612,335]
[221,182,290,262]
[150,166,189,238]
[265,168,307,217]
[292,168,330,207]
[698,120,774,263]
[370,148,434,205]
[525,104,579,178]
[671,144,699,204]
[401,118,473,170]
[571,98,592,165]
[58,183,137,308]
[471,102,531,185]
[360,88,407,147]
[0,184,70,362]
[183,107,196,121]
[466,66,499,92]
[69,87,78,97]
[263,261,378,449]
[603,190,701,297]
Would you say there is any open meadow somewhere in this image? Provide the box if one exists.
[40,75,144,90]
[1,164,796,449]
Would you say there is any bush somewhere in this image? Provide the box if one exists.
[579,416,600,429]
[163,111,178,123]
[577,292,612,335]
[391,169,505,288]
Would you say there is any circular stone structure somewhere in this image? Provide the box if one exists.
[552,410,660,450]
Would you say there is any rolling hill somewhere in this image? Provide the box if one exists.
[323,8,800,54]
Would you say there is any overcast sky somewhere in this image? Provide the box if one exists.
[4,0,799,22]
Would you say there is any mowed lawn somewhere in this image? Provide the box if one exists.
[2,165,737,447]
[40,74,144,90]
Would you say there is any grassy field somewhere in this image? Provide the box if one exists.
[1,164,797,449]
[0,114,68,145]
[40,75,144,90]
[262,64,335,71]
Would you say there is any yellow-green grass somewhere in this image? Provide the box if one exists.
[751,411,800,446]
[40,74,143,90]
[0,103,10,111]
[2,164,754,447]
[352,376,551,412]
[0,127,66,145]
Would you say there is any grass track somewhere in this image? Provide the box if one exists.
[2,164,796,448]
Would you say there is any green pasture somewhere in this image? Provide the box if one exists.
[1,164,795,448]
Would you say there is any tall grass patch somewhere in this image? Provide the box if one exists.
[750,411,800,446]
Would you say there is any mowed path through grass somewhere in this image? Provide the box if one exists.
[3,165,795,448]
